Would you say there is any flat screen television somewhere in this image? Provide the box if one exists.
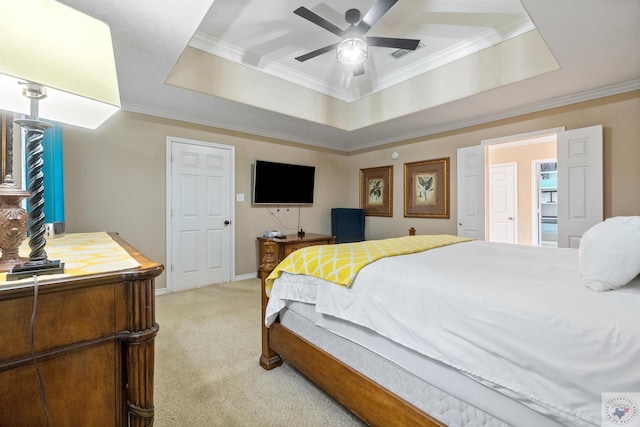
[253,160,315,205]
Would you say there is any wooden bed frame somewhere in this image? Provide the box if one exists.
[259,238,444,427]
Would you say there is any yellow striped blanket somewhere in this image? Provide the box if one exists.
[265,234,473,295]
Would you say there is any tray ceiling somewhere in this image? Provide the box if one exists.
[56,0,640,151]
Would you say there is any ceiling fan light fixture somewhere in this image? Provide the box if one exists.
[337,37,367,65]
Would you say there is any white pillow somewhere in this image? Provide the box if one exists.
[579,216,640,291]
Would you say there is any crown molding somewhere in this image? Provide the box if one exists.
[123,80,639,153]
[122,102,347,151]
[346,80,640,152]
[189,14,535,103]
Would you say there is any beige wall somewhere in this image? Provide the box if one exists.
[488,141,557,245]
[60,113,349,289]
[35,90,639,291]
[346,91,640,240]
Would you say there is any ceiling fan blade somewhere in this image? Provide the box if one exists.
[367,36,420,50]
[353,64,365,76]
[295,43,339,62]
[356,0,398,34]
[294,7,345,37]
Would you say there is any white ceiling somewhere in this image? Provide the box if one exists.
[59,0,640,152]
[191,0,536,102]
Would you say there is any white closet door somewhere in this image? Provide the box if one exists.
[557,125,603,248]
[489,163,517,244]
[170,139,233,291]
[457,145,485,240]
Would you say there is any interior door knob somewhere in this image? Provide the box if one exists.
[508,217,513,220]
[224,220,231,225]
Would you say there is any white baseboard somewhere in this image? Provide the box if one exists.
[235,272,259,282]
[155,273,259,295]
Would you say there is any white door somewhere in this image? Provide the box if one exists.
[168,138,234,291]
[557,125,603,248]
[489,163,517,244]
[457,145,485,239]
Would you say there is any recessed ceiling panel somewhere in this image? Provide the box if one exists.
[188,0,538,101]
[168,26,558,131]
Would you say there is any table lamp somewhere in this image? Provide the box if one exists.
[0,0,120,279]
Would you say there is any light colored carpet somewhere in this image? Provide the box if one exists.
[154,279,366,426]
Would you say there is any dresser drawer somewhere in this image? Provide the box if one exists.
[283,243,313,257]
[0,284,116,362]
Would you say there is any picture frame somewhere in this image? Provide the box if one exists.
[1,110,14,184]
[360,165,393,217]
[404,157,450,218]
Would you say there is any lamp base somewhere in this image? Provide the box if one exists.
[6,259,65,281]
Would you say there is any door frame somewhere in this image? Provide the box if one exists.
[472,125,601,248]
[164,136,236,294]
[475,127,565,241]
[531,157,557,245]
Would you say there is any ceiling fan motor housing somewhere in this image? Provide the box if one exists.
[293,0,420,76]
[345,8,361,25]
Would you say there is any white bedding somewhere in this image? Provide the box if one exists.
[265,240,640,426]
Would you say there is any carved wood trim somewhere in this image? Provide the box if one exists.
[124,277,158,427]
[259,240,282,370]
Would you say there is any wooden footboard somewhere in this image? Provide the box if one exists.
[259,239,444,427]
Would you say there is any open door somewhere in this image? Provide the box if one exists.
[458,125,602,246]
[557,125,603,248]
[457,145,485,239]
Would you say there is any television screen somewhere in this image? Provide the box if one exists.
[253,160,315,205]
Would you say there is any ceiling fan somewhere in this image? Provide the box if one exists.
[293,0,420,76]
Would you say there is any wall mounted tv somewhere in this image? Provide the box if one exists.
[253,160,315,205]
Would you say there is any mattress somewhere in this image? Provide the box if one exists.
[281,301,566,427]
[266,240,640,426]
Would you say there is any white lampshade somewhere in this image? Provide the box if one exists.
[0,0,120,129]
[337,38,368,66]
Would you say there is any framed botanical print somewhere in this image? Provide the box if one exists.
[360,165,393,217]
[404,157,450,218]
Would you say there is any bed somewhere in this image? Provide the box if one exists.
[259,217,640,427]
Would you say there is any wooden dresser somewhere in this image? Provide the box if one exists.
[0,233,163,427]
[257,233,335,276]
